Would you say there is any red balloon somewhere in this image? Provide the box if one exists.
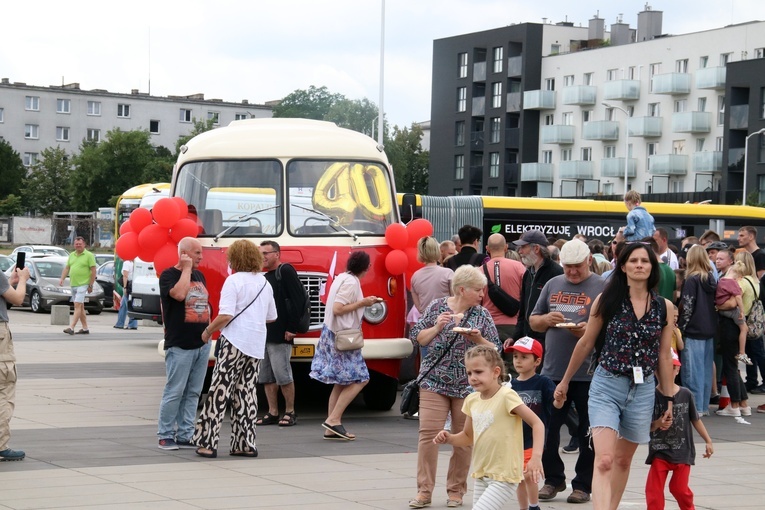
[171,197,188,218]
[153,198,181,228]
[384,223,409,250]
[406,219,434,246]
[138,223,170,257]
[115,232,139,261]
[119,221,133,236]
[170,218,199,244]
[384,249,408,276]
[138,244,160,263]
[153,242,179,276]
[129,207,153,234]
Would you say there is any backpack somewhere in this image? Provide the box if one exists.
[482,261,520,317]
[275,264,311,334]
[743,278,765,339]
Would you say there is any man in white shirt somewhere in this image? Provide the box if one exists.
[114,259,138,329]
[653,227,679,270]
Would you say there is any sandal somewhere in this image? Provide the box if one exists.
[230,448,258,457]
[255,413,279,426]
[322,422,355,440]
[195,447,217,458]
[278,411,297,427]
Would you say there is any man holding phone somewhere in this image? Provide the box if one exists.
[59,237,97,335]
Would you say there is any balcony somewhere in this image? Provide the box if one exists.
[561,85,597,105]
[729,148,745,170]
[696,66,726,90]
[473,61,486,82]
[582,120,619,141]
[541,125,575,144]
[470,131,484,150]
[648,154,688,175]
[603,80,641,101]
[472,96,485,116]
[559,160,594,180]
[601,158,637,178]
[521,163,553,181]
[730,105,749,130]
[523,90,556,110]
[628,116,663,137]
[506,92,521,112]
[692,151,723,173]
[672,112,711,133]
[504,163,520,182]
[505,127,519,148]
[507,56,523,77]
[651,73,691,95]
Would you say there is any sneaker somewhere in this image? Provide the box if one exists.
[538,483,566,500]
[716,407,741,417]
[757,404,765,413]
[751,385,765,394]
[0,448,25,461]
[63,327,74,335]
[567,489,591,504]
[561,444,579,454]
[158,438,179,450]
[176,439,197,449]
[736,353,754,365]
[740,406,752,416]
[709,394,720,405]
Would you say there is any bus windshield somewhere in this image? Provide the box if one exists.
[175,159,395,237]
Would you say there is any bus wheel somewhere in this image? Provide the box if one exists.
[363,371,398,411]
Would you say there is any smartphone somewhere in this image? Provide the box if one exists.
[15,252,25,270]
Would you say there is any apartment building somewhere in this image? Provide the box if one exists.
[430,7,765,204]
[0,79,272,167]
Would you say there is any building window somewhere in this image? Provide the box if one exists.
[551,44,560,55]
[150,120,160,134]
[87,101,101,116]
[628,66,637,79]
[542,150,553,163]
[22,153,38,167]
[0,108,3,122]
[582,110,592,124]
[674,100,687,113]
[698,97,707,112]
[627,106,635,117]
[648,103,661,117]
[207,111,220,125]
[56,127,70,142]
[603,182,614,195]
[696,138,705,151]
[545,78,555,91]
[489,152,500,178]
[672,180,685,193]
[180,109,192,122]
[760,87,765,118]
[455,155,465,180]
[649,63,661,91]
[583,72,594,85]
[606,69,619,81]
[455,121,465,146]
[492,46,503,73]
[491,82,502,108]
[605,107,614,121]
[720,53,732,65]
[562,112,573,126]
[487,187,498,196]
[758,133,765,163]
[675,59,689,73]
[87,128,101,142]
[699,55,708,68]
[454,188,464,196]
[716,136,724,151]
[117,104,131,118]
[563,75,574,86]
[755,48,765,59]
[235,113,248,120]
[581,147,592,161]
[490,117,501,143]
[56,99,70,114]
[25,96,40,111]
[458,52,468,78]
[647,142,658,170]
[24,124,39,139]
[561,148,572,161]
[604,145,617,158]
[718,96,725,125]
[759,175,765,204]
[544,114,554,126]
[457,87,467,112]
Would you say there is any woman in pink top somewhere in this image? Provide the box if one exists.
[411,237,454,314]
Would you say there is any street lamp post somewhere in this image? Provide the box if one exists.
[603,102,630,192]
[743,127,765,206]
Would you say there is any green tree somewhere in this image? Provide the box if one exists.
[21,147,74,215]
[0,194,23,216]
[70,129,156,211]
[175,118,217,156]
[0,139,25,198]
[326,97,387,138]
[143,145,175,183]
[272,85,345,120]
[384,124,429,194]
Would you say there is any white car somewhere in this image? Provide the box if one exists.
[10,245,69,260]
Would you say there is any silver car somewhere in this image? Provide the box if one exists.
[5,256,104,314]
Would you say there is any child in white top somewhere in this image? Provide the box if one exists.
[435,345,545,510]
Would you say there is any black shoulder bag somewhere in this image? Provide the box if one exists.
[482,261,520,317]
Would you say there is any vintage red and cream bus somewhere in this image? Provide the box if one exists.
[169,118,412,409]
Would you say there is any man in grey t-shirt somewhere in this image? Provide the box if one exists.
[529,239,605,504]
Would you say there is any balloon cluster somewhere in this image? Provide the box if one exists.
[384,219,434,289]
[115,197,200,275]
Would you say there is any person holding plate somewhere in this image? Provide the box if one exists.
[528,239,605,504]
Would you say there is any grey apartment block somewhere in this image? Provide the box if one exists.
[0,79,272,167]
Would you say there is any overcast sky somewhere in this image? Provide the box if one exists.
[2,1,763,128]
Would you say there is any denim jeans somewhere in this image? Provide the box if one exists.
[114,292,138,329]
[680,337,714,414]
[157,343,211,441]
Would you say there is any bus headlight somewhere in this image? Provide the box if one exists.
[363,301,388,325]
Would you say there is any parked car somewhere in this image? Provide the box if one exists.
[96,261,116,309]
[128,258,162,324]
[0,255,14,272]
[10,245,68,260]
[95,254,114,266]
[4,256,104,314]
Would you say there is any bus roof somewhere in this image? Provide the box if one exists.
[400,194,765,221]
[177,118,389,164]
[120,183,171,200]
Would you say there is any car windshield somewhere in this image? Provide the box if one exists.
[0,257,12,272]
[35,261,65,279]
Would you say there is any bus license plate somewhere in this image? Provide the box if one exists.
[291,345,314,358]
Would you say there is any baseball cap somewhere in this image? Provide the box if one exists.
[705,241,728,252]
[559,239,591,265]
[671,349,681,367]
[506,336,543,358]
[512,229,548,247]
